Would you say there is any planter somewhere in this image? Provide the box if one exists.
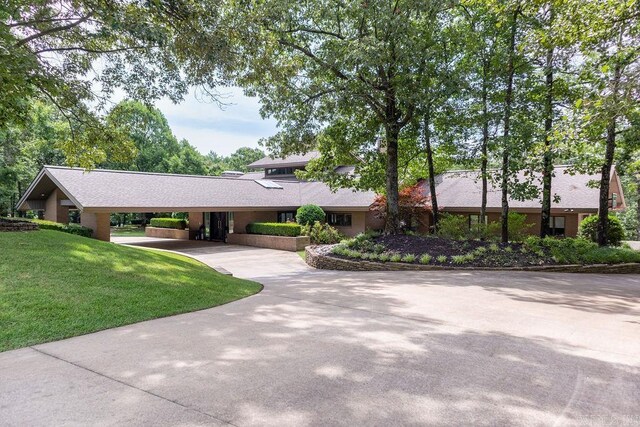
[227,233,310,252]
[305,246,640,274]
[145,226,189,240]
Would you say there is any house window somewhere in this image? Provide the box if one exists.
[327,213,352,227]
[549,216,565,236]
[266,167,302,176]
[468,214,487,230]
[277,211,296,223]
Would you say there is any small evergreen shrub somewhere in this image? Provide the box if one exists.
[149,218,187,229]
[437,255,448,263]
[488,243,499,252]
[246,222,301,237]
[436,214,469,240]
[296,204,325,225]
[507,212,533,242]
[578,214,625,246]
[301,221,343,244]
[378,253,390,262]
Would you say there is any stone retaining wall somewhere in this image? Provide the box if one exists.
[145,226,190,240]
[228,233,310,252]
[0,220,38,232]
[305,246,640,274]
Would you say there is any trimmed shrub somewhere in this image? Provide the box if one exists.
[246,222,301,237]
[578,214,625,246]
[296,204,325,225]
[301,221,343,244]
[31,219,93,238]
[149,218,187,229]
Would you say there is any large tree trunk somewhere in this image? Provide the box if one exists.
[384,124,401,235]
[636,174,640,240]
[480,60,489,225]
[500,8,518,244]
[597,62,621,246]
[424,105,439,232]
[540,42,555,238]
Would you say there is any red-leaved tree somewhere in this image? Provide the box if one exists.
[370,183,435,232]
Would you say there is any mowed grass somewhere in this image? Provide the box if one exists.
[110,226,146,237]
[0,230,262,352]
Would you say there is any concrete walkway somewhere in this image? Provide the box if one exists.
[1,237,639,426]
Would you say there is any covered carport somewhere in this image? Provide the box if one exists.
[16,166,377,242]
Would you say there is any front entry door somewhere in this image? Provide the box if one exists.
[209,212,227,241]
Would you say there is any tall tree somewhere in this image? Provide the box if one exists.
[568,0,640,245]
[103,100,209,175]
[1,0,232,167]
[499,5,521,243]
[226,0,455,234]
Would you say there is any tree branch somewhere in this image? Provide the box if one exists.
[15,13,93,47]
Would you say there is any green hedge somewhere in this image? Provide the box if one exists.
[31,219,93,238]
[149,218,187,229]
[246,222,301,237]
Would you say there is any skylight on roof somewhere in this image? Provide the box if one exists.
[255,179,283,189]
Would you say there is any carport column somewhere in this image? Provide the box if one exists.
[44,189,70,224]
[188,212,204,240]
[80,211,111,242]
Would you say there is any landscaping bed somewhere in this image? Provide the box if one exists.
[0,217,38,232]
[325,232,640,268]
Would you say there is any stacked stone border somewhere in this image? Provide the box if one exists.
[305,245,640,274]
[0,219,38,232]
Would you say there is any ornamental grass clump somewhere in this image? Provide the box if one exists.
[437,255,448,263]
[378,253,390,262]
[419,254,432,264]
[390,253,402,262]
[401,253,417,263]
[451,255,467,264]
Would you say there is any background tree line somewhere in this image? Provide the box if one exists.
[0,99,264,217]
[2,0,638,245]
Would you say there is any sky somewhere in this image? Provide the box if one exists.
[153,87,278,157]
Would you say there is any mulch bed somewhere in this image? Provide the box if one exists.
[335,234,558,268]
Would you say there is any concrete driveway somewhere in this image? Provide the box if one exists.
[1,238,639,426]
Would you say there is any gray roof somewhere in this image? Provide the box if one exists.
[248,151,319,169]
[17,166,375,211]
[423,166,612,210]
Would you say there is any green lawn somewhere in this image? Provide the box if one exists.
[0,230,262,352]
[110,225,146,237]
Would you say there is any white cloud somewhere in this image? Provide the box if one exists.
[154,87,279,156]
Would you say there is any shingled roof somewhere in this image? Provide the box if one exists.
[17,166,375,212]
[247,151,320,169]
[422,166,622,211]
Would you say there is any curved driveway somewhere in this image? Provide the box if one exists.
[1,237,639,426]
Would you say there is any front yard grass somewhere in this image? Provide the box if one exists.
[0,230,262,352]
